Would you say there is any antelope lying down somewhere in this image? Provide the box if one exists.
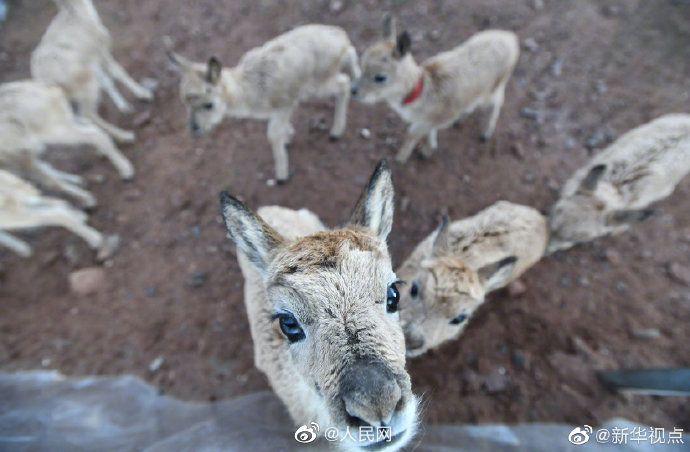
[0,169,118,260]
[0,80,135,208]
[397,201,547,357]
[168,24,360,183]
[352,15,519,163]
[31,0,153,144]
[547,113,690,253]
[220,161,417,450]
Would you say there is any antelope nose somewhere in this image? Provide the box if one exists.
[403,325,425,353]
[340,360,402,427]
[350,82,359,97]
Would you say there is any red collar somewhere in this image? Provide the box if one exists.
[402,75,424,105]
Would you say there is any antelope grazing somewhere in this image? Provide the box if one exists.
[168,24,360,183]
[351,15,519,163]
[220,161,418,450]
[31,0,153,143]
[0,169,118,259]
[0,80,135,207]
[397,201,547,357]
[547,113,690,253]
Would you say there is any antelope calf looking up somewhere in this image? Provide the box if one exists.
[351,15,519,163]
[220,161,418,450]
[0,169,118,259]
[0,80,135,208]
[31,0,153,143]
[397,201,547,357]
[547,113,690,253]
[168,24,360,183]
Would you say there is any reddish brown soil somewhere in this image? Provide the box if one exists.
[1,0,689,431]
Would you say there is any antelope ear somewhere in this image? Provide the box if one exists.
[578,164,606,193]
[477,256,517,292]
[348,159,395,241]
[382,13,396,42]
[607,208,654,226]
[166,50,194,72]
[206,57,222,84]
[394,31,411,59]
[431,215,450,257]
[219,192,284,275]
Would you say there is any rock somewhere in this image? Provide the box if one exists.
[462,369,483,392]
[522,171,536,183]
[359,128,371,139]
[586,129,606,149]
[605,249,622,266]
[602,5,620,17]
[550,58,563,76]
[520,107,540,121]
[266,178,277,187]
[187,271,208,288]
[149,356,164,373]
[123,188,142,200]
[558,274,571,288]
[140,77,159,92]
[133,111,151,127]
[511,350,530,370]
[69,267,106,295]
[483,369,509,394]
[428,29,441,41]
[668,262,690,285]
[90,173,106,184]
[508,279,527,297]
[631,328,661,339]
[41,251,60,266]
[595,80,608,94]
[523,37,538,52]
[510,142,525,159]
[399,196,410,213]
[530,0,544,10]
[329,0,344,13]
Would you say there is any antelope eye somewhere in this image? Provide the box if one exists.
[386,283,400,313]
[277,313,305,343]
[203,102,214,110]
[450,314,467,325]
[374,74,387,83]
[410,281,419,298]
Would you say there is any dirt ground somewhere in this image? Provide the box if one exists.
[1,0,689,434]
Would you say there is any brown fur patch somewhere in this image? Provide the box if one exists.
[275,230,380,275]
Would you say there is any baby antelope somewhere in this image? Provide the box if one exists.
[31,0,153,143]
[396,201,547,357]
[169,25,360,183]
[0,169,118,260]
[352,15,519,163]
[547,113,690,253]
[0,80,135,208]
[220,160,417,450]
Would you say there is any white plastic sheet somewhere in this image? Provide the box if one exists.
[1,371,687,451]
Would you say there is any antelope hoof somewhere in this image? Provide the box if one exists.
[97,234,121,261]
[120,166,135,181]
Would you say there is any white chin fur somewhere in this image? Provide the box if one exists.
[337,395,419,452]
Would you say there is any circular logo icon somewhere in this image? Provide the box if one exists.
[295,423,319,443]
[568,426,592,445]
